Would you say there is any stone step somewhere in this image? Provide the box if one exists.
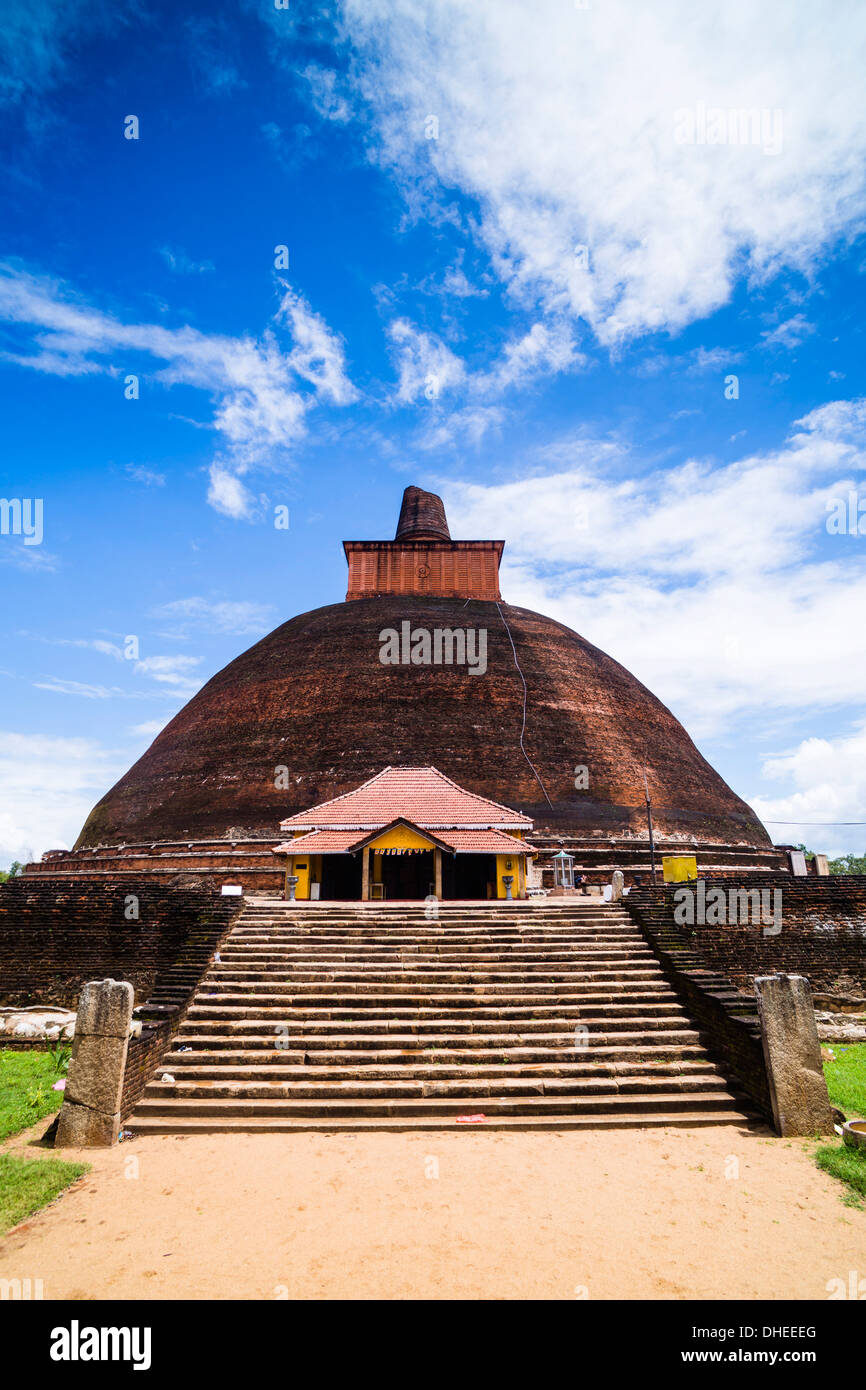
[221,931,637,945]
[214,952,654,967]
[168,1034,704,1060]
[188,981,668,1000]
[226,922,635,934]
[126,901,749,1135]
[190,997,681,1017]
[142,1071,730,1101]
[229,932,638,943]
[194,970,664,988]
[173,1029,703,1056]
[130,1088,742,1120]
[202,978,673,997]
[182,1010,689,1033]
[126,1109,757,1135]
[159,1048,713,1077]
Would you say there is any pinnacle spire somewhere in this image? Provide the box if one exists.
[394,485,451,542]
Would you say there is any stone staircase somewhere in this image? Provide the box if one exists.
[126,900,755,1133]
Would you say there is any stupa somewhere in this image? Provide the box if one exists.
[33,486,782,893]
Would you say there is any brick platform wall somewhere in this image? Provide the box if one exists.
[0,876,241,1008]
[624,887,772,1120]
[628,876,866,995]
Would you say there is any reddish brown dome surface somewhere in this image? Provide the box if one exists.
[76,596,769,849]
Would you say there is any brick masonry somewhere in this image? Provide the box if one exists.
[0,876,241,1009]
[622,876,866,1121]
[623,885,773,1119]
[629,876,866,995]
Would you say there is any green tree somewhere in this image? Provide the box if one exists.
[827,851,866,875]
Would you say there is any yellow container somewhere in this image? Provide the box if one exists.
[662,855,697,884]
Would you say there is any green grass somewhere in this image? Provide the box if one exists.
[815,1042,866,1205]
[823,1042,866,1119]
[0,1050,66,1141]
[814,1143,866,1208]
[0,1154,89,1234]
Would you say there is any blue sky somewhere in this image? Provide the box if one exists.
[2,0,866,865]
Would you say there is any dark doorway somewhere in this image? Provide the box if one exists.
[378,851,434,900]
[319,854,363,900]
[442,854,496,900]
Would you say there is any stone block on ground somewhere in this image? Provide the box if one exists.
[63,1033,129,1114]
[54,979,133,1148]
[755,973,834,1137]
[74,978,135,1039]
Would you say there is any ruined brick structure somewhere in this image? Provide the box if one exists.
[0,877,240,1008]
[27,486,781,888]
[626,877,866,996]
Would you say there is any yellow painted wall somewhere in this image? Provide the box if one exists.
[496,852,524,899]
[662,855,698,884]
[288,856,312,899]
[367,825,436,851]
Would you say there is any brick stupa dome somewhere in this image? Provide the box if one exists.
[75,487,770,852]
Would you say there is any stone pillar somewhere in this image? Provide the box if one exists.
[434,848,443,900]
[611,870,624,902]
[361,847,371,901]
[754,974,834,1136]
[55,979,134,1148]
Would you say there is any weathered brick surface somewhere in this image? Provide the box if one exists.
[24,840,282,895]
[629,877,866,995]
[623,885,773,1120]
[0,877,241,1008]
[74,596,770,850]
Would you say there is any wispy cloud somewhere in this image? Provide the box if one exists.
[0,263,358,517]
[132,654,202,698]
[751,725,866,858]
[157,246,215,276]
[444,398,866,735]
[300,64,353,124]
[154,596,275,637]
[0,729,126,865]
[338,0,866,344]
[125,464,166,487]
[760,314,815,350]
[0,0,122,110]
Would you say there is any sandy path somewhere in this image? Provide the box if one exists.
[1,1123,864,1300]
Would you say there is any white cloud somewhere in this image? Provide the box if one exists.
[158,246,215,275]
[0,264,357,513]
[125,464,166,487]
[750,727,866,858]
[0,731,125,865]
[339,0,866,343]
[387,318,465,403]
[32,678,125,699]
[132,654,202,698]
[300,64,353,124]
[760,314,815,350]
[475,321,583,396]
[207,465,257,520]
[0,0,120,108]
[155,596,275,636]
[386,315,582,442]
[130,719,169,738]
[443,397,866,737]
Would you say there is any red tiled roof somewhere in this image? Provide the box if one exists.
[279,766,532,832]
[273,823,530,858]
[437,828,528,855]
[271,831,361,855]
